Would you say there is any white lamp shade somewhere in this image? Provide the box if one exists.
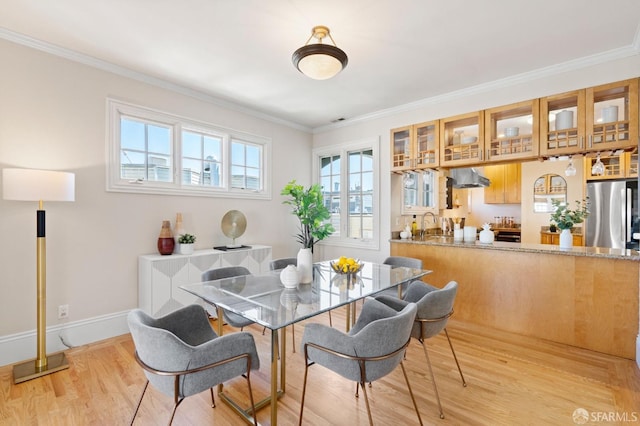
[2,168,75,202]
[298,54,344,80]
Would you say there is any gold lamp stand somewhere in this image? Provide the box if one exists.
[2,168,75,384]
[12,202,69,383]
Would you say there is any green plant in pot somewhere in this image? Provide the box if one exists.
[550,199,589,248]
[281,180,334,283]
[178,233,196,254]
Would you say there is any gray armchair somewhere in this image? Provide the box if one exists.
[298,299,422,425]
[202,266,255,330]
[376,280,466,419]
[127,304,260,425]
[378,256,424,299]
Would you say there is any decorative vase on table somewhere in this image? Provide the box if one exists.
[297,248,313,284]
[157,220,175,255]
[559,228,573,249]
[173,212,185,253]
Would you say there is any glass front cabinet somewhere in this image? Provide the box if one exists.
[439,111,484,166]
[540,78,638,157]
[484,99,539,162]
[390,121,439,172]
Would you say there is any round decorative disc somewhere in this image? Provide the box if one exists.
[221,210,247,240]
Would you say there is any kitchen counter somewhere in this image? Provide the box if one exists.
[390,237,640,261]
[391,238,640,362]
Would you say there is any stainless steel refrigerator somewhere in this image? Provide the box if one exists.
[586,179,639,249]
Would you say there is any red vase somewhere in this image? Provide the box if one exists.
[157,220,174,255]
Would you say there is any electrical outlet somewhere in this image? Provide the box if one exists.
[58,304,69,319]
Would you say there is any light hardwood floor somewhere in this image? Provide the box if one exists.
[1,305,639,425]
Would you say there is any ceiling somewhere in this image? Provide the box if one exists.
[1,0,640,131]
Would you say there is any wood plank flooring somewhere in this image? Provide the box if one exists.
[1,305,639,425]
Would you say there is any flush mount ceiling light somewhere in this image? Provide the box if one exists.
[292,25,348,80]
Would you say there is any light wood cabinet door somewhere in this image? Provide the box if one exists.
[484,164,521,204]
[540,232,583,246]
[585,78,638,152]
[440,111,485,166]
[539,89,586,157]
[484,99,539,162]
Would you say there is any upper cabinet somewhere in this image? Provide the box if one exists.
[584,152,638,180]
[484,163,521,204]
[390,120,439,171]
[539,89,586,156]
[585,78,638,152]
[540,78,638,157]
[440,111,484,167]
[484,99,539,162]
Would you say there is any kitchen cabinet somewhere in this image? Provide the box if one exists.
[390,120,439,171]
[440,111,484,166]
[540,78,638,157]
[484,99,539,162]
[540,231,583,246]
[583,152,638,180]
[540,89,586,156]
[483,163,521,204]
[585,78,638,152]
[533,173,567,212]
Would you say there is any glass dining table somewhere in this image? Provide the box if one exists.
[180,260,431,426]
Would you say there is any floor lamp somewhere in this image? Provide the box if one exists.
[2,168,75,384]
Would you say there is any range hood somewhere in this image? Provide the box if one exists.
[450,168,491,188]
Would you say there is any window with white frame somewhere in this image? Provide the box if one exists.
[107,99,270,199]
[314,138,379,249]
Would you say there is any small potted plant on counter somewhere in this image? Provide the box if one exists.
[177,233,196,255]
[550,199,589,248]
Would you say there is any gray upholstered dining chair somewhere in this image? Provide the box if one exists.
[127,304,260,425]
[298,299,422,426]
[376,280,466,419]
[377,256,424,299]
[201,266,255,330]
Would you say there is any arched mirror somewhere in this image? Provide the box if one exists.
[533,174,567,213]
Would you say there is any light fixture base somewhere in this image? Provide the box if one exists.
[13,352,69,384]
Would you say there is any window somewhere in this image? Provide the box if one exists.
[314,138,379,249]
[107,99,271,199]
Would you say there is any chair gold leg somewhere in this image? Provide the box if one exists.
[420,340,445,419]
[359,380,374,426]
[130,380,149,426]
[298,362,310,426]
[444,328,467,386]
[291,325,296,354]
[400,361,423,425]
[245,371,258,426]
[210,387,215,408]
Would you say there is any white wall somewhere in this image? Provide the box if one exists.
[0,39,312,366]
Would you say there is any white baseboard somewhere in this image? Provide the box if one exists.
[0,310,130,368]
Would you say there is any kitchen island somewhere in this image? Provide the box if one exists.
[391,238,640,363]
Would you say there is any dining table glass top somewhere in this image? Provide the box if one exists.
[180,260,430,331]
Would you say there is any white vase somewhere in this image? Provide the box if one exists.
[178,243,194,255]
[559,228,573,249]
[297,248,313,284]
[280,264,300,288]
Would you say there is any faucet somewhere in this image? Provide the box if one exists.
[422,212,438,236]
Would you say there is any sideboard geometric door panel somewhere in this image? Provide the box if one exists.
[138,245,272,316]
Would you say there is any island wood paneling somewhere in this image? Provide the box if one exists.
[391,242,639,359]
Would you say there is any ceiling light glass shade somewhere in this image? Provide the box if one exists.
[292,26,348,80]
[591,153,605,176]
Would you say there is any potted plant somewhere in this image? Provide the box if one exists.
[281,180,335,283]
[550,199,588,248]
[177,233,196,255]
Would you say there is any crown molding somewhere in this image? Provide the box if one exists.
[314,44,640,134]
[0,27,312,133]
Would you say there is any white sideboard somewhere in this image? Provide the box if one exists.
[138,245,272,316]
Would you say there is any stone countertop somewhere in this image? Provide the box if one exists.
[390,237,640,261]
